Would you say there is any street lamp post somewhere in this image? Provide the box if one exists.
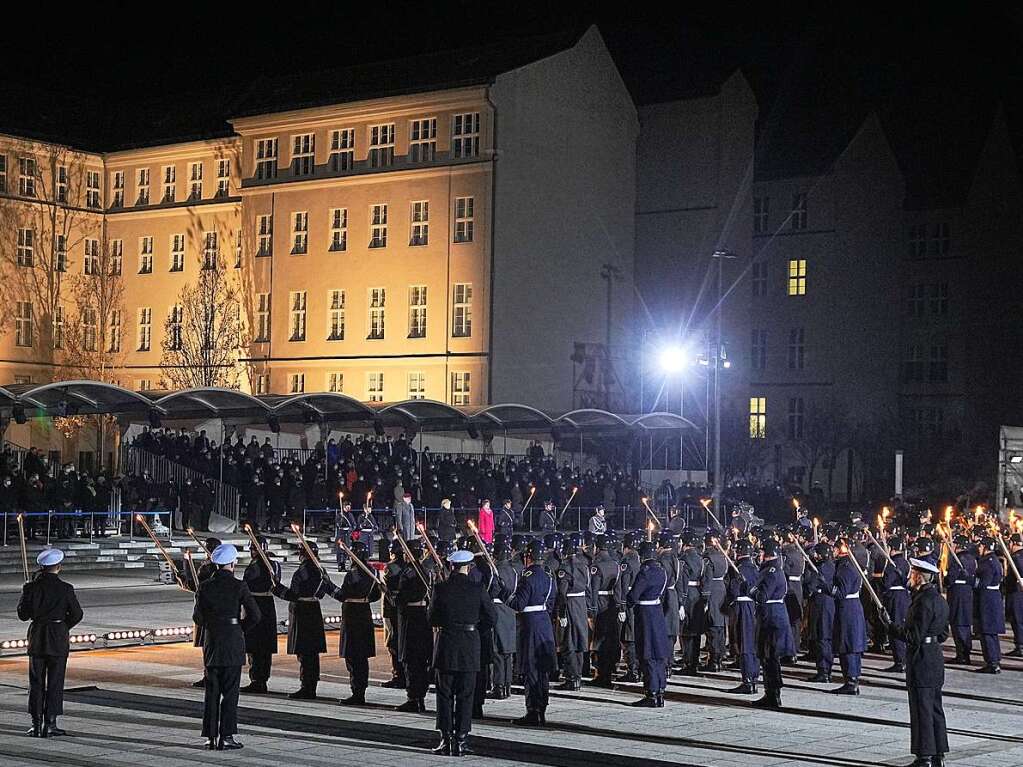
[711,250,737,525]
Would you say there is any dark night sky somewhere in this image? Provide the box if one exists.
[1,2,1021,169]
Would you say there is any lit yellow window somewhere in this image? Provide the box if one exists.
[787,259,806,296]
[749,397,767,439]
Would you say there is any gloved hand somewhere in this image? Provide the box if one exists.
[678,606,686,622]
[878,607,892,626]
[559,617,568,628]
[618,611,626,624]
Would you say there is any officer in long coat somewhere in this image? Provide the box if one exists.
[187,537,221,688]
[725,540,760,695]
[781,532,806,661]
[508,538,557,726]
[193,544,261,750]
[751,538,796,708]
[882,557,950,767]
[587,534,621,687]
[18,548,83,737]
[381,539,407,688]
[241,536,281,693]
[272,542,329,698]
[555,532,590,690]
[490,539,519,698]
[616,532,642,682]
[698,532,728,672]
[973,536,1004,674]
[428,548,497,757]
[945,534,976,664]
[656,531,682,677]
[626,541,670,707]
[831,541,867,695]
[324,540,382,705]
[678,532,704,674]
[394,538,433,712]
[881,536,911,673]
[805,542,836,682]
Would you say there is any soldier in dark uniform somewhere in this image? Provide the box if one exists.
[656,531,682,677]
[725,539,760,695]
[395,538,433,712]
[508,538,557,726]
[496,499,516,538]
[616,532,641,682]
[678,531,704,675]
[973,536,1004,674]
[881,535,911,673]
[627,541,670,707]
[18,548,83,738]
[1006,533,1023,657]
[881,557,950,767]
[188,537,221,689]
[805,542,836,683]
[271,542,329,698]
[555,532,590,691]
[324,540,382,705]
[781,530,806,662]
[831,540,867,694]
[490,538,519,698]
[240,536,281,693]
[428,548,497,756]
[193,544,261,750]
[436,498,458,543]
[334,502,357,572]
[945,534,976,664]
[538,500,557,533]
[698,532,728,672]
[381,539,407,688]
[587,534,621,687]
[751,538,795,708]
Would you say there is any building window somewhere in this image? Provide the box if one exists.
[16,228,34,267]
[255,138,278,179]
[188,162,203,200]
[289,373,305,394]
[787,397,804,440]
[53,305,65,350]
[452,112,480,158]
[84,238,100,275]
[78,307,97,351]
[291,133,315,176]
[327,372,344,393]
[367,372,384,402]
[369,124,395,168]
[454,196,474,243]
[787,259,806,296]
[203,231,219,269]
[139,236,154,274]
[108,310,122,352]
[903,345,923,383]
[753,196,769,234]
[216,159,230,196]
[255,293,270,342]
[86,170,101,208]
[751,328,766,371]
[137,307,152,351]
[329,128,354,172]
[928,282,949,316]
[399,371,424,400]
[790,193,807,230]
[327,289,345,340]
[930,222,950,257]
[752,261,767,296]
[909,223,927,258]
[906,283,925,317]
[330,208,348,251]
[749,396,767,439]
[162,165,176,203]
[410,201,429,245]
[787,327,805,370]
[110,239,123,275]
[55,165,68,203]
[19,157,36,197]
[136,379,152,392]
[255,214,273,257]
[928,344,948,382]
[0,155,6,193]
[168,305,183,350]
[289,291,307,341]
[111,171,125,207]
[255,373,270,395]
[292,211,308,254]
[409,118,437,163]
[368,287,386,339]
[452,282,472,337]
[136,168,150,205]
[15,302,33,347]
[451,372,471,406]
[408,285,427,338]
[168,234,185,272]
[910,407,944,437]
[55,235,67,272]
[370,204,388,248]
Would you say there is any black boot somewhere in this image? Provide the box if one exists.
[381,677,406,689]
[830,679,859,695]
[205,738,217,750]
[288,688,316,699]
[395,697,423,713]
[655,692,665,708]
[1006,648,1023,658]
[239,682,268,694]
[513,710,544,726]
[807,671,831,683]
[219,735,243,750]
[930,756,946,767]
[44,719,66,736]
[616,671,640,683]
[972,664,1001,674]
[752,687,781,709]
[26,719,43,738]
[630,694,657,707]
[432,734,451,756]
[904,759,931,767]
[727,680,756,694]
[556,678,581,691]
[339,692,366,706]
[454,733,471,756]
[881,663,905,673]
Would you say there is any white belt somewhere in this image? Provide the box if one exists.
[566,592,585,598]
[521,605,547,613]
[887,586,905,591]
[493,598,503,604]
[953,580,966,584]
[985,586,1000,590]
[344,598,368,603]
[249,591,272,597]
[637,599,661,606]
[687,581,699,586]
[712,577,724,581]
[765,599,784,604]
[298,597,319,602]
[734,596,753,603]
[787,576,801,581]
[844,594,860,599]
[598,590,611,595]
[406,600,427,606]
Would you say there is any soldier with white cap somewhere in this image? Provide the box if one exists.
[193,543,261,750]
[18,547,83,738]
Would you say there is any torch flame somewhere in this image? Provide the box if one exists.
[467,519,478,533]
[944,506,952,524]
[135,514,143,523]
[792,498,800,509]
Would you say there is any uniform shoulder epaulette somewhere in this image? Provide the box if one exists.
[558,570,566,578]
[768,567,777,573]
[523,569,533,577]
[590,566,599,575]
[620,563,628,572]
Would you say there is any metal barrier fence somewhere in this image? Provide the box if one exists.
[2,509,173,547]
[120,446,240,523]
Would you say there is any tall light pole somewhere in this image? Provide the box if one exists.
[599,263,621,410]
[711,250,737,523]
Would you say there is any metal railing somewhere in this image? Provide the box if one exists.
[2,508,173,548]
[120,445,240,523]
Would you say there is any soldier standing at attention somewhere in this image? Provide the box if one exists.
[627,541,670,707]
[973,536,1004,674]
[18,548,83,738]
[240,535,280,694]
[508,538,557,726]
[751,538,795,709]
[587,534,621,687]
[272,541,329,698]
[324,540,382,706]
[945,534,976,664]
[677,532,704,675]
[616,532,642,683]
[555,532,591,691]
[698,532,728,672]
[831,539,867,695]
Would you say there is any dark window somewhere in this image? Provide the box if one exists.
[787,327,805,370]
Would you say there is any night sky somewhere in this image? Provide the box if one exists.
[1,3,1021,161]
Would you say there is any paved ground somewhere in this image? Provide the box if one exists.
[0,573,1021,766]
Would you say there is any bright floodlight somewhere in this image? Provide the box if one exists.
[658,346,687,373]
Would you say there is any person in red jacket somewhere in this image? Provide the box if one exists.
[477,499,495,544]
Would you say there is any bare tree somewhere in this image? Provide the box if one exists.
[793,397,850,493]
